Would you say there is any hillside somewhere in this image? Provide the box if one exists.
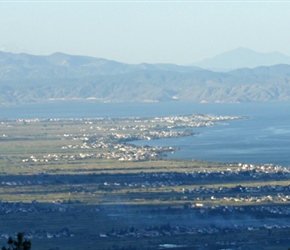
[1,51,290,104]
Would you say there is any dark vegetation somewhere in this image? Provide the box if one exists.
[1,233,31,250]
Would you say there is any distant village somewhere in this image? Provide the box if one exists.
[1,161,290,244]
[18,114,242,162]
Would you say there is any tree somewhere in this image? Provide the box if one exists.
[1,232,31,250]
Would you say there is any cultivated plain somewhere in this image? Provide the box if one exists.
[0,115,290,249]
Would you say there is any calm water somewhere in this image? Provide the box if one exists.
[0,101,290,166]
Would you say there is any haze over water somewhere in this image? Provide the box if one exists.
[1,101,290,167]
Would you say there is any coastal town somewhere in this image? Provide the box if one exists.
[14,114,242,163]
[1,114,290,249]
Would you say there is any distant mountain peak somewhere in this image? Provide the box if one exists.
[193,48,290,71]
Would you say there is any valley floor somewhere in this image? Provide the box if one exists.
[0,116,289,249]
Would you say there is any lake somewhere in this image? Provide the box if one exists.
[0,101,290,167]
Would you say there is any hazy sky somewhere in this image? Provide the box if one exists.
[1,1,290,65]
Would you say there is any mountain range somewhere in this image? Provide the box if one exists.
[1,49,290,104]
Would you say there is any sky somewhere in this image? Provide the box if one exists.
[1,1,290,65]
